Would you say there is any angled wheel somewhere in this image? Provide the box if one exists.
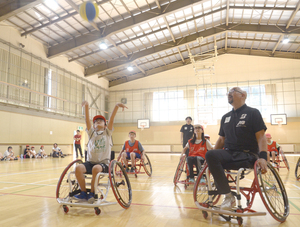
[109,160,132,209]
[193,164,221,208]
[173,155,186,186]
[295,157,300,180]
[279,149,289,170]
[56,159,83,202]
[142,154,152,176]
[254,161,289,222]
[63,205,69,214]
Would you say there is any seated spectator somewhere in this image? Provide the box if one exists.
[30,146,37,158]
[4,146,18,161]
[38,145,47,158]
[24,145,31,158]
[52,143,64,158]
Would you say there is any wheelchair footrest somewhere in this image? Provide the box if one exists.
[194,202,266,217]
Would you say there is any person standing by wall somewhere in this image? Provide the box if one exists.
[74,130,83,158]
[180,116,194,148]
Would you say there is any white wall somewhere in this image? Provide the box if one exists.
[0,21,109,89]
[110,54,300,91]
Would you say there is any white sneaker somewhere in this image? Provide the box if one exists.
[271,162,276,167]
[220,194,236,210]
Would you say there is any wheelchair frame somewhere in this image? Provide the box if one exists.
[117,152,152,177]
[273,148,290,171]
[295,157,300,180]
[193,161,289,225]
[173,154,203,189]
[56,159,132,215]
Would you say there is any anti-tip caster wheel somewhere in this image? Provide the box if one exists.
[202,211,208,219]
[237,217,243,226]
[63,205,69,214]
[94,207,101,215]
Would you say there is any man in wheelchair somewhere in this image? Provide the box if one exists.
[121,130,145,173]
[205,87,268,211]
[73,101,127,203]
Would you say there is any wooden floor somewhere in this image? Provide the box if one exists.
[0,154,299,227]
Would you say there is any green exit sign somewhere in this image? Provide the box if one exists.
[78,126,84,130]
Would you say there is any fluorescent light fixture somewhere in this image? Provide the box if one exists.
[282,37,289,44]
[127,66,134,71]
[99,43,108,50]
[45,0,59,10]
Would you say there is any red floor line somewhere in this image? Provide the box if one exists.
[1,192,300,216]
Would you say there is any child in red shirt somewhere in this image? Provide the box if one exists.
[180,124,213,182]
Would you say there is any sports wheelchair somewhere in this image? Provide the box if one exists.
[193,161,289,225]
[273,148,290,171]
[56,159,132,215]
[173,154,204,189]
[117,152,152,177]
[295,157,300,180]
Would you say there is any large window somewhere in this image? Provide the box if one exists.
[0,39,108,119]
[153,90,187,121]
[110,78,300,124]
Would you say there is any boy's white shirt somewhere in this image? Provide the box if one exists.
[86,127,113,164]
[3,150,12,157]
[31,149,36,154]
[53,147,61,152]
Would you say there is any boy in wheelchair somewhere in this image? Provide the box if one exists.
[266,133,280,167]
[180,124,213,183]
[121,130,145,173]
[73,101,127,203]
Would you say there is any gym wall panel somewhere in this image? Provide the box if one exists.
[0,110,87,155]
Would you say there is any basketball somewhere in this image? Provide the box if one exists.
[79,1,99,22]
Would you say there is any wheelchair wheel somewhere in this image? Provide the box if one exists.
[279,149,289,170]
[142,154,152,176]
[56,159,83,202]
[254,161,289,222]
[109,160,132,209]
[295,157,300,180]
[173,155,186,186]
[193,164,221,208]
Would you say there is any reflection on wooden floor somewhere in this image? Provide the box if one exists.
[0,154,299,227]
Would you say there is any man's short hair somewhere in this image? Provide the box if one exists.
[8,146,12,150]
[76,130,80,132]
[185,116,192,121]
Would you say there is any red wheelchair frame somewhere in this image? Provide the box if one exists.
[117,152,152,177]
[56,159,132,215]
[173,154,203,189]
[273,148,290,171]
[193,161,289,225]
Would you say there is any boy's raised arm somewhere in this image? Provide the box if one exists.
[82,101,91,131]
[107,103,127,131]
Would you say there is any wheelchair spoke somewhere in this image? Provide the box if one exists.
[256,163,289,222]
[110,160,132,208]
[56,160,83,201]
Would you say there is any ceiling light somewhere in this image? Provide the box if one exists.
[99,43,108,50]
[45,0,59,10]
[127,66,133,71]
[282,37,289,44]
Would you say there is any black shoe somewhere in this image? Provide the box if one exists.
[0,158,4,161]
[61,156,64,158]
[130,167,135,173]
